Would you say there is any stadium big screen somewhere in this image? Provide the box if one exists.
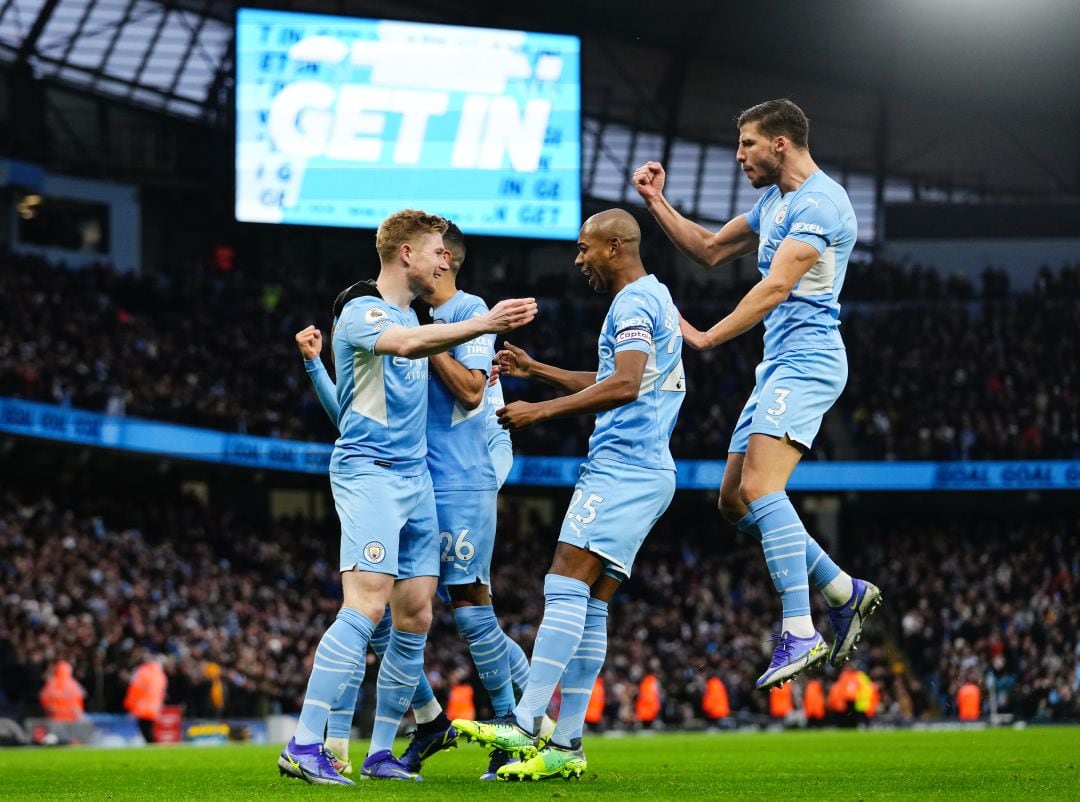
[235,8,582,239]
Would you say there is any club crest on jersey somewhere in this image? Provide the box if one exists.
[774,205,788,225]
[363,541,386,563]
[365,307,388,324]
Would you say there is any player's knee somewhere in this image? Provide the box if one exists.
[717,488,744,523]
[343,599,387,625]
[738,472,771,507]
[390,599,433,634]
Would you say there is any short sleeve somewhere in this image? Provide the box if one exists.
[784,192,841,255]
[444,298,493,373]
[341,297,395,354]
[610,291,656,354]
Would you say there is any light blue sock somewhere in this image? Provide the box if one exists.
[326,672,362,741]
[326,606,389,740]
[513,574,590,732]
[806,536,842,589]
[748,491,812,620]
[368,605,392,657]
[367,605,436,710]
[369,628,427,755]
[741,509,841,591]
[505,633,530,696]
[551,597,608,747]
[453,605,516,715]
[736,511,762,542]
[294,608,375,746]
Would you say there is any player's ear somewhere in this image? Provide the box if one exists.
[399,242,413,264]
[609,236,620,257]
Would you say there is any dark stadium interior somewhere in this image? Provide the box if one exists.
[0,0,1078,760]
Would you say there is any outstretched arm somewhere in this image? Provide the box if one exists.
[680,238,820,349]
[496,350,646,430]
[633,161,758,268]
[495,341,596,394]
[374,298,537,359]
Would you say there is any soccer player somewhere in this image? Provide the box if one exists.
[277,209,536,785]
[452,208,686,780]
[632,99,882,689]
[298,221,532,781]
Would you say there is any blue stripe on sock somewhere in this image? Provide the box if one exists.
[513,574,590,729]
[295,608,375,746]
[454,605,515,715]
[748,491,812,619]
[552,597,608,747]
[369,629,426,755]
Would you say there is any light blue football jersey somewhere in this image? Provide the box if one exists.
[426,290,498,491]
[330,295,429,473]
[485,373,512,454]
[587,274,686,471]
[744,170,857,359]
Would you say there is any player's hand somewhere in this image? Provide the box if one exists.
[485,298,538,333]
[488,361,501,387]
[295,325,323,359]
[497,400,545,430]
[495,342,535,379]
[679,314,710,350]
[632,161,666,202]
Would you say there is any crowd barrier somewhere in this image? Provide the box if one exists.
[4,397,1080,491]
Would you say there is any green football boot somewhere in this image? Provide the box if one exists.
[497,743,587,781]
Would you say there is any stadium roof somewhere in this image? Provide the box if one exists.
[1,0,1077,199]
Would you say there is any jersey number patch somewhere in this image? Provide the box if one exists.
[766,388,791,417]
[566,490,605,525]
[440,529,475,563]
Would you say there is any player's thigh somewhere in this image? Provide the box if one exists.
[748,350,847,451]
[341,568,395,619]
[435,488,498,590]
[389,575,438,634]
[558,459,676,580]
[396,472,441,583]
[330,468,411,575]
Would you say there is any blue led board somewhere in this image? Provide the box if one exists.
[235,8,581,239]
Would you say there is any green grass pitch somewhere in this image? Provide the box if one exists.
[2,727,1078,800]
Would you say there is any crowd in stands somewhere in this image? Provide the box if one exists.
[3,253,1079,461]
[2,253,1079,461]
[2,484,1076,729]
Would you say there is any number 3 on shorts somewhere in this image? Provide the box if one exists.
[766,388,790,417]
[566,489,605,525]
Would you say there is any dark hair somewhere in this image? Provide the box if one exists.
[736,99,809,149]
[442,219,466,271]
[332,279,380,319]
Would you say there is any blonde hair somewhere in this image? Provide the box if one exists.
[376,209,448,263]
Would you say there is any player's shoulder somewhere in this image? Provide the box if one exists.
[801,172,853,211]
[612,276,667,318]
[455,289,490,316]
[341,293,395,326]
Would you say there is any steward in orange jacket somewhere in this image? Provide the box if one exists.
[957,682,981,721]
[769,682,794,718]
[446,682,475,723]
[702,677,730,721]
[586,677,606,725]
[635,674,661,724]
[40,660,85,722]
[803,679,826,722]
[125,658,168,743]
